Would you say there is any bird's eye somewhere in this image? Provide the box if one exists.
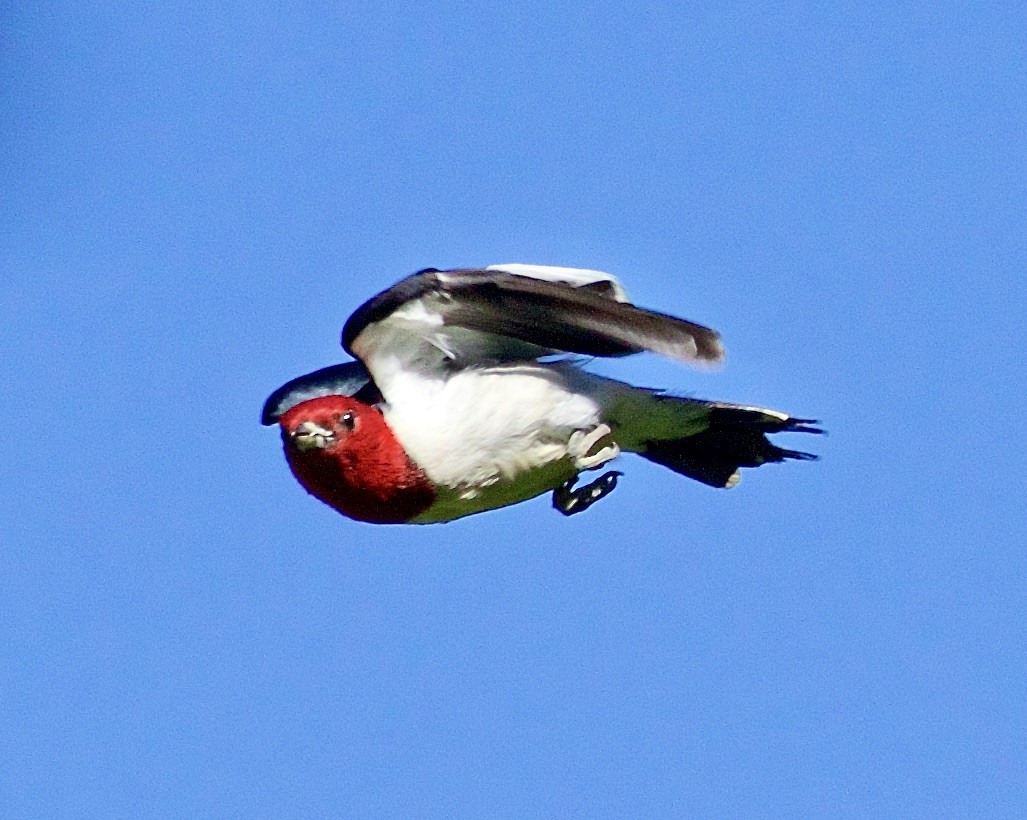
[337,411,356,431]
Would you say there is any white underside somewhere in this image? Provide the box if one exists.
[380,363,612,522]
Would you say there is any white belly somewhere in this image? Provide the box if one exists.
[382,364,603,521]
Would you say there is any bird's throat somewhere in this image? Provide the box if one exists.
[285,440,435,524]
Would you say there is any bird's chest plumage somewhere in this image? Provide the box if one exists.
[381,365,602,522]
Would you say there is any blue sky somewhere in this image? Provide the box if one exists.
[3,1,1025,816]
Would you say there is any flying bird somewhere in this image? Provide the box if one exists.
[262,264,820,524]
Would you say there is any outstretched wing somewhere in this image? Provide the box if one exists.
[343,265,724,393]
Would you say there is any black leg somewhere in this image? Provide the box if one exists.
[552,471,623,516]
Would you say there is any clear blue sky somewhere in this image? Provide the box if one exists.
[3,1,1025,816]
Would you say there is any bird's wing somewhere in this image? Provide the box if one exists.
[342,265,724,396]
[261,362,374,425]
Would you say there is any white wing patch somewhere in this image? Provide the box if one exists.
[390,297,444,328]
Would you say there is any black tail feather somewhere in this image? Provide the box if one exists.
[641,405,821,488]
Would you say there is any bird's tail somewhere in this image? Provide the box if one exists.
[640,401,821,487]
[605,388,822,488]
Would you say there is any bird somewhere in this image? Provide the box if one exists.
[262,264,820,524]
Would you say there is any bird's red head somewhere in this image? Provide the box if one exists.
[278,395,435,524]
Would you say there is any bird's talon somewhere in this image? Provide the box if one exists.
[552,470,623,516]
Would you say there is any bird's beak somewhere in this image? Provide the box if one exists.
[290,421,335,451]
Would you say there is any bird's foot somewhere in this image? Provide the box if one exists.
[569,424,621,470]
[552,471,623,516]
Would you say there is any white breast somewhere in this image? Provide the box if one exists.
[382,363,603,497]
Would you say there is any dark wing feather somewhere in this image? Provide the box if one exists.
[342,268,723,365]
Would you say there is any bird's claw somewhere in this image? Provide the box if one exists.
[552,470,623,516]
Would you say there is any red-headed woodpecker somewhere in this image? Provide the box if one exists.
[262,264,820,524]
